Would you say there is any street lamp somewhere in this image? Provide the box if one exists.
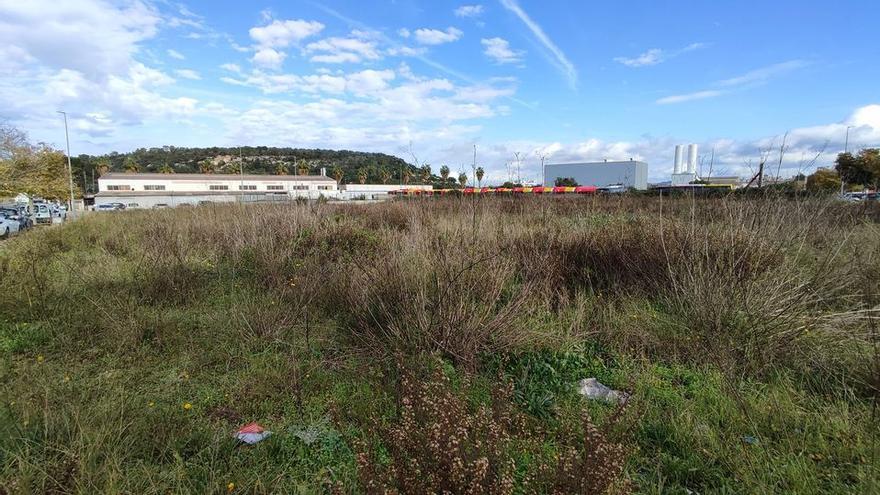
[844,125,854,154]
[56,111,76,218]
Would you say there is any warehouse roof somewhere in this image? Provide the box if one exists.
[99,172,336,182]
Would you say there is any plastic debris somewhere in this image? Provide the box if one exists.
[235,422,272,445]
[577,378,630,404]
[741,435,759,445]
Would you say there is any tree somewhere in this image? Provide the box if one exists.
[158,163,175,174]
[379,167,391,184]
[0,126,78,199]
[554,177,578,187]
[297,163,310,175]
[95,157,111,176]
[806,167,841,193]
[440,165,450,186]
[357,168,368,184]
[835,150,875,187]
[274,163,289,175]
[458,172,467,188]
[123,156,140,173]
[402,167,412,185]
[475,167,484,188]
[199,159,215,174]
[332,166,344,184]
[420,165,432,184]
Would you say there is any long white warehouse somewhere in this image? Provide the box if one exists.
[95,172,338,208]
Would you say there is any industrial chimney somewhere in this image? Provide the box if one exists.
[686,144,698,174]
[673,145,684,174]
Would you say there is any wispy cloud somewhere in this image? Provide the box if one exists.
[481,37,524,64]
[656,59,809,105]
[656,90,723,105]
[614,42,705,67]
[498,0,576,89]
[166,48,185,60]
[717,59,809,87]
[455,5,484,18]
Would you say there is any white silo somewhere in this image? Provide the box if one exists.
[674,145,684,174]
[686,144,698,174]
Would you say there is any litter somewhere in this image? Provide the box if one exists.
[577,378,630,404]
[235,422,272,445]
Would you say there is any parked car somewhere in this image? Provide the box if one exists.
[33,203,52,224]
[0,208,30,231]
[0,213,21,238]
[96,204,118,212]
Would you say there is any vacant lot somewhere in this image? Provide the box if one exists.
[1,195,878,493]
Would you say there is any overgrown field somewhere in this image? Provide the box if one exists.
[1,195,879,494]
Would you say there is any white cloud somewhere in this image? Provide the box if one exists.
[175,69,201,80]
[248,19,325,49]
[305,34,381,64]
[481,37,523,64]
[398,28,410,38]
[614,43,706,68]
[717,60,808,87]
[656,90,723,105]
[167,48,185,60]
[251,47,286,69]
[220,63,242,73]
[498,0,576,88]
[657,59,808,104]
[614,48,663,67]
[414,27,463,45]
[454,5,484,18]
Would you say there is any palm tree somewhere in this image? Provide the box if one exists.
[332,166,344,184]
[95,157,111,176]
[402,167,412,185]
[123,156,139,173]
[379,167,391,184]
[297,163,310,176]
[158,163,174,174]
[199,159,215,174]
[357,168,368,184]
[440,165,450,186]
[274,163,289,175]
[420,165,432,184]
[476,167,484,188]
[458,172,467,188]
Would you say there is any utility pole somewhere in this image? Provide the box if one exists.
[57,111,76,218]
[514,151,522,185]
[472,144,477,188]
[239,147,244,202]
[844,125,853,154]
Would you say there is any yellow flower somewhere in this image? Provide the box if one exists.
[148,401,155,408]
[63,375,71,382]
[227,482,235,492]
[183,402,193,410]
[36,355,44,362]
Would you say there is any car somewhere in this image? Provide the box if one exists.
[0,213,21,239]
[95,204,118,212]
[0,208,30,231]
[153,203,170,209]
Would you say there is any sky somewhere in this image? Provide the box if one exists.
[1,0,879,183]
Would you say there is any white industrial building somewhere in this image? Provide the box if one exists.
[671,144,699,186]
[95,172,338,208]
[543,160,648,190]
[94,173,434,208]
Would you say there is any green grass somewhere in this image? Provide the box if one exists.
[0,196,878,493]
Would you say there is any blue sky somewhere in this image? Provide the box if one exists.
[1,0,879,182]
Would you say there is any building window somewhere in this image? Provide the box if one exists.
[318,185,333,190]
[209,185,229,191]
[266,185,284,191]
[107,185,131,191]
[291,185,309,190]
[143,185,166,191]
[238,185,257,190]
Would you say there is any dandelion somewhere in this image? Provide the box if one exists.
[183,402,193,410]
[36,355,44,362]
[63,375,71,382]
[148,401,155,408]
[227,482,235,492]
